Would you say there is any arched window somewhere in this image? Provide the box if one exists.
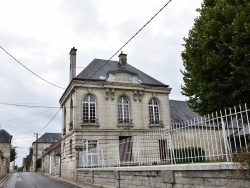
[63,107,67,128]
[118,96,130,123]
[83,94,96,123]
[149,98,160,124]
[70,98,73,122]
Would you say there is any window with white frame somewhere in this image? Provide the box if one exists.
[118,96,130,123]
[149,98,160,124]
[83,140,99,167]
[83,94,96,123]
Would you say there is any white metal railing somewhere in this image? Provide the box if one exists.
[77,104,250,168]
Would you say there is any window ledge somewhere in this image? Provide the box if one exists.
[148,124,164,128]
[117,123,134,127]
[81,123,100,127]
[68,155,73,158]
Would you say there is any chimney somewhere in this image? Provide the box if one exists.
[69,47,77,82]
[118,51,127,67]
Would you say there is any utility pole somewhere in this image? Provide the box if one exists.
[35,133,38,172]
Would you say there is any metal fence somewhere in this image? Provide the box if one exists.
[77,104,250,168]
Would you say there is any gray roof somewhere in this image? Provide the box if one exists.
[169,100,200,124]
[0,129,12,143]
[75,59,168,87]
[33,133,61,144]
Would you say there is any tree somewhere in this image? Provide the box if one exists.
[10,148,17,162]
[181,0,250,115]
[23,147,33,171]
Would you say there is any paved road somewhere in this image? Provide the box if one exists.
[0,172,76,188]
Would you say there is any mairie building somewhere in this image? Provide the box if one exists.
[60,47,171,180]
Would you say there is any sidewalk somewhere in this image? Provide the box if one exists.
[0,173,11,187]
[43,173,99,188]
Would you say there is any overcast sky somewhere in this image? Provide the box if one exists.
[0,0,202,166]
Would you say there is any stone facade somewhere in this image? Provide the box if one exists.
[0,158,8,176]
[42,141,61,176]
[32,142,52,172]
[0,143,11,163]
[60,48,171,180]
[32,133,61,172]
[76,163,250,188]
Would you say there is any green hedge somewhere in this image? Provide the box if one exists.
[168,147,205,163]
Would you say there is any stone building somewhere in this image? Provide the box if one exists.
[0,129,12,174]
[0,129,12,163]
[60,47,171,180]
[31,133,61,172]
[42,139,61,176]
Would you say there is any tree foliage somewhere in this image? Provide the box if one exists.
[23,147,33,171]
[181,0,250,115]
[10,148,17,162]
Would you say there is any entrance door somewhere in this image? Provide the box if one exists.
[159,139,167,162]
[119,136,133,162]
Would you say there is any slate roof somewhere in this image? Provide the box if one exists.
[33,133,61,144]
[169,100,200,124]
[0,129,12,143]
[75,59,168,87]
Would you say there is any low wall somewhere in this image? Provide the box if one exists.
[0,158,8,176]
[76,163,250,188]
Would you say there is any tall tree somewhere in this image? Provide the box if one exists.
[10,148,17,162]
[181,0,250,115]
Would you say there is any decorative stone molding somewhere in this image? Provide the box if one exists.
[138,91,143,101]
[111,89,115,100]
[107,71,140,84]
[105,89,110,100]
[133,91,138,101]
[105,88,115,100]
[87,88,92,93]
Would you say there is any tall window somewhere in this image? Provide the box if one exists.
[149,98,160,124]
[118,96,130,123]
[70,98,73,123]
[83,94,96,123]
[63,107,67,128]
[69,139,72,154]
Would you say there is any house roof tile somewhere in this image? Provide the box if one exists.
[169,100,200,124]
[75,59,168,87]
[0,130,12,143]
[33,133,61,144]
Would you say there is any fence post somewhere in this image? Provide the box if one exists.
[168,128,175,164]
[221,118,230,161]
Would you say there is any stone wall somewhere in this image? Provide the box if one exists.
[0,158,8,176]
[76,162,250,188]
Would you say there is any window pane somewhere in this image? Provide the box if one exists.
[149,98,160,124]
[83,94,96,123]
[118,97,130,123]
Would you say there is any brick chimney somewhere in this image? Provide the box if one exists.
[69,47,77,82]
[118,51,127,67]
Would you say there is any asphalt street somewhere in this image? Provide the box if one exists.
[0,172,76,188]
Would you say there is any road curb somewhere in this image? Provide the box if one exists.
[0,173,11,187]
[42,173,94,188]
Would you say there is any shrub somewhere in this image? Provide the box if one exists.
[168,147,205,163]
